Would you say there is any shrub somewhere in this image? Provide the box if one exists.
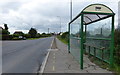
[36,33,41,38]
[12,37,20,40]
[114,29,120,65]
[61,32,68,39]
[60,32,69,43]
[12,34,19,37]
[24,34,31,38]
[9,35,13,40]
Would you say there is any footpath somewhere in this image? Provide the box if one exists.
[41,37,113,74]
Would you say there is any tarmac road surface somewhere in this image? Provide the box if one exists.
[2,37,53,73]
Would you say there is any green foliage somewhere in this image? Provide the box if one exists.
[57,35,68,44]
[42,33,46,35]
[61,32,69,42]
[12,34,19,37]
[2,29,10,40]
[28,28,37,38]
[114,28,120,65]
[4,23,8,30]
[2,34,9,40]
[12,37,20,40]
[57,32,69,44]
[41,33,51,37]
[2,29,9,35]
[36,33,41,38]
[115,29,120,45]
[1,24,10,40]
[24,34,31,38]
[61,32,68,39]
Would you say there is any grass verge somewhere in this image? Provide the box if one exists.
[57,34,120,75]
[88,55,120,75]
[27,37,49,40]
[27,38,41,40]
[57,35,68,45]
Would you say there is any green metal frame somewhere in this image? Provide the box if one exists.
[68,4,115,69]
[110,15,115,67]
[68,23,70,53]
[80,14,84,69]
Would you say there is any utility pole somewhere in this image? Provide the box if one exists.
[48,28,49,34]
[70,0,72,21]
[68,0,72,53]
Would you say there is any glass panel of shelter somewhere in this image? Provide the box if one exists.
[83,16,112,62]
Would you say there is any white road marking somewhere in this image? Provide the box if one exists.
[52,66,55,71]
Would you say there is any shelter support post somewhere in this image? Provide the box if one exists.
[68,23,70,53]
[110,15,115,67]
[80,14,84,69]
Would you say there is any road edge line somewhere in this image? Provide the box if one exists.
[39,37,55,74]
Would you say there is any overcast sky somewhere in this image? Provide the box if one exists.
[0,0,119,34]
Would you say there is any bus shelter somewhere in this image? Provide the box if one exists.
[68,4,115,69]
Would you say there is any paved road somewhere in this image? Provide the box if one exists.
[2,37,53,73]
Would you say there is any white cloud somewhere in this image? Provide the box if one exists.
[0,0,119,34]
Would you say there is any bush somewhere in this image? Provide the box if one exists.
[12,37,18,40]
[24,34,31,38]
[61,32,69,42]
[114,29,120,65]
[9,35,13,40]
[36,33,41,38]
[12,34,19,37]
[61,32,68,39]
[58,32,69,44]
[2,34,9,40]
[41,33,51,37]
[12,37,21,40]
[2,29,9,35]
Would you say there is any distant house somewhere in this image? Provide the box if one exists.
[13,31,25,39]
[0,26,3,34]
[14,31,24,35]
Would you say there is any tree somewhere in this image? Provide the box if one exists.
[2,29,9,40]
[2,29,8,35]
[42,33,46,35]
[4,23,8,30]
[3,23,10,34]
[28,28,37,38]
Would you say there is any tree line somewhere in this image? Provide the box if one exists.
[0,24,53,40]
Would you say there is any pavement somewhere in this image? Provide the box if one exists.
[43,37,113,73]
[2,37,53,73]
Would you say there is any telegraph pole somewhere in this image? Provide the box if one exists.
[70,0,72,21]
[48,28,49,34]
[68,0,72,53]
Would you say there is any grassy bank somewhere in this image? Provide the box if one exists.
[57,35,68,44]
[89,56,120,75]
[27,36,53,40]
[27,38,41,40]
[57,31,120,74]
